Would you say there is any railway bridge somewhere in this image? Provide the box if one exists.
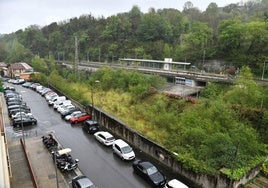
[58,58,234,88]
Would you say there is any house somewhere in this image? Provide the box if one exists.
[7,62,34,80]
[0,62,7,77]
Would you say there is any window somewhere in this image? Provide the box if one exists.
[115,145,120,152]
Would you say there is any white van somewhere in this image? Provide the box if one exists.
[54,100,72,111]
[48,96,66,106]
[53,99,70,110]
[164,179,188,188]
[35,85,43,93]
[112,139,135,161]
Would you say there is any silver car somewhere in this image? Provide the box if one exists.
[71,175,97,188]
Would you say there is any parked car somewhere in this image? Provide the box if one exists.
[3,85,15,91]
[60,106,79,118]
[8,104,29,112]
[82,120,99,134]
[4,89,17,97]
[7,100,26,107]
[48,96,66,106]
[13,79,25,84]
[69,112,91,124]
[54,100,72,111]
[58,104,75,113]
[94,131,115,146]
[12,117,37,128]
[29,82,41,90]
[9,108,31,117]
[35,85,43,93]
[71,175,97,188]
[45,91,58,101]
[6,97,23,104]
[8,105,31,116]
[133,160,166,187]
[64,111,81,121]
[164,179,188,188]
[40,87,51,96]
[11,112,33,120]
[112,139,135,160]
[5,92,21,99]
[22,82,33,88]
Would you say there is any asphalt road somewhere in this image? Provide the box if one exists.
[7,83,193,188]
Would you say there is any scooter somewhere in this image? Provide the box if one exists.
[51,148,79,172]
[42,134,53,144]
[58,159,79,172]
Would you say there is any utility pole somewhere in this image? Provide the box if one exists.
[261,60,266,108]
[98,48,101,62]
[75,36,79,79]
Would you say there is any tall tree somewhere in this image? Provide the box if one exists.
[137,12,173,42]
[224,66,262,108]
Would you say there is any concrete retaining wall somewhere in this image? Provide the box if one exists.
[94,107,263,188]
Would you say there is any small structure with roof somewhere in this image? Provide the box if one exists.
[7,62,33,80]
[0,62,7,77]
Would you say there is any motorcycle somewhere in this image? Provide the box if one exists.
[45,139,58,150]
[58,158,79,172]
[42,134,53,144]
[51,148,79,172]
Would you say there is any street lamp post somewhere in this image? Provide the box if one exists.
[91,87,94,120]
[54,152,59,188]
[261,60,266,80]
[19,98,25,146]
[261,60,266,109]
[91,80,100,121]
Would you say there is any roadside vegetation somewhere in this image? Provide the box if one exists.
[29,56,268,180]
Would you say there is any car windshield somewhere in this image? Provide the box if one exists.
[121,146,132,154]
[89,185,97,188]
[107,137,114,141]
[146,166,158,176]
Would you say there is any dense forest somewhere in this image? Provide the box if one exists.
[0,0,268,76]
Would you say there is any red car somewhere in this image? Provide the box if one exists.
[69,112,91,124]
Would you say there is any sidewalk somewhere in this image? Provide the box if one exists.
[1,92,69,188]
[8,136,70,188]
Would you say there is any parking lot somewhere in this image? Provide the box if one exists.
[3,81,191,188]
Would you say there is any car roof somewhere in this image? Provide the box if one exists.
[139,161,154,169]
[114,139,129,147]
[84,120,98,125]
[74,175,94,187]
[167,179,189,188]
[97,131,113,137]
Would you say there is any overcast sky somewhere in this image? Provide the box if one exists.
[0,0,242,34]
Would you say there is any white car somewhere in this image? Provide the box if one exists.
[164,179,189,188]
[45,92,58,101]
[94,131,115,146]
[11,112,33,120]
[112,139,135,160]
[57,104,74,113]
[64,111,81,121]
